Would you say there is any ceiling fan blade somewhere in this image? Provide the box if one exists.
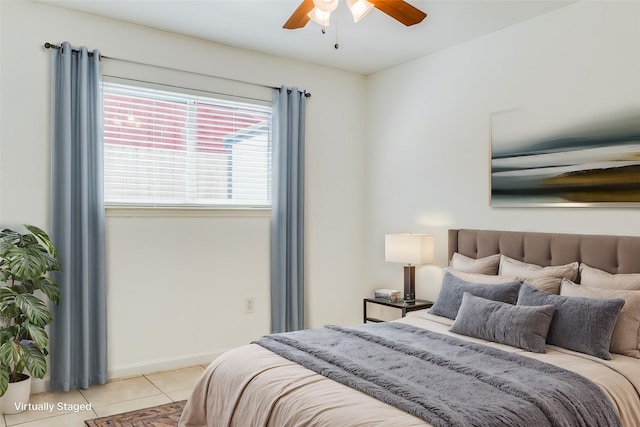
[370,0,427,26]
[283,0,315,29]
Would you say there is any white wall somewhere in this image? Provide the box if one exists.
[365,1,640,302]
[0,0,367,384]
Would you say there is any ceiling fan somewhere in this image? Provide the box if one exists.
[283,0,427,30]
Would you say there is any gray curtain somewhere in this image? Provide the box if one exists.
[50,42,107,391]
[271,87,307,333]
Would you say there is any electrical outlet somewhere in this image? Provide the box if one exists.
[245,298,255,314]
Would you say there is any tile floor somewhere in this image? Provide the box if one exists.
[0,365,205,427]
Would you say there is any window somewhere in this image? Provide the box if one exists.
[102,82,272,208]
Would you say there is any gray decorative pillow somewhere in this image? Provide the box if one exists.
[561,279,640,359]
[517,284,625,360]
[430,271,522,320]
[451,293,555,353]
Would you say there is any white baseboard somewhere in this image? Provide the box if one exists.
[29,349,229,395]
[107,350,227,379]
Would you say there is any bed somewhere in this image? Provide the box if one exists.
[180,229,640,427]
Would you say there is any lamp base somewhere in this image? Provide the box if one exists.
[403,265,415,303]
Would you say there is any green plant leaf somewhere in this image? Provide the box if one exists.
[32,277,60,305]
[0,269,11,282]
[23,343,46,379]
[40,252,62,272]
[21,322,48,349]
[0,341,22,369]
[0,241,13,257]
[0,286,17,320]
[21,234,38,246]
[0,366,8,396]
[0,306,20,323]
[0,229,21,245]
[14,294,52,326]
[25,225,58,258]
[4,246,49,280]
[0,285,17,301]
[0,325,18,341]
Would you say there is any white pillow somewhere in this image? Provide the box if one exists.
[450,253,500,275]
[499,255,578,282]
[580,263,640,290]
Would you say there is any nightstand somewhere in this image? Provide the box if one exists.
[363,298,433,323]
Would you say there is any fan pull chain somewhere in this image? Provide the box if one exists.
[334,4,339,49]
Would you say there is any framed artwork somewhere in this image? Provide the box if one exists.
[490,107,640,207]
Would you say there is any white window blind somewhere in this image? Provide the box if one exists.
[103,82,272,208]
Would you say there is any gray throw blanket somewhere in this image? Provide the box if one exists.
[254,322,621,427]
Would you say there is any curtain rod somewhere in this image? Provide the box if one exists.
[43,42,311,98]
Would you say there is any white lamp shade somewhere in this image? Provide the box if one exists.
[313,0,339,13]
[385,234,434,265]
[308,7,331,26]
[346,0,374,22]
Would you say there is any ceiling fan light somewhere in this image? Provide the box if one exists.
[346,0,374,23]
[307,7,331,26]
[312,0,339,13]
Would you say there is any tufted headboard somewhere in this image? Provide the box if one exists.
[448,229,640,275]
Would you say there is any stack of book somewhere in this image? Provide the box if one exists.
[374,289,401,302]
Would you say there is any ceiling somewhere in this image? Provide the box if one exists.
[40,0,574,75]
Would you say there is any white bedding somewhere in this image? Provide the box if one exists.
[179,310,640,427]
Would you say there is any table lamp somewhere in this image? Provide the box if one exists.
[385,234,434,303]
